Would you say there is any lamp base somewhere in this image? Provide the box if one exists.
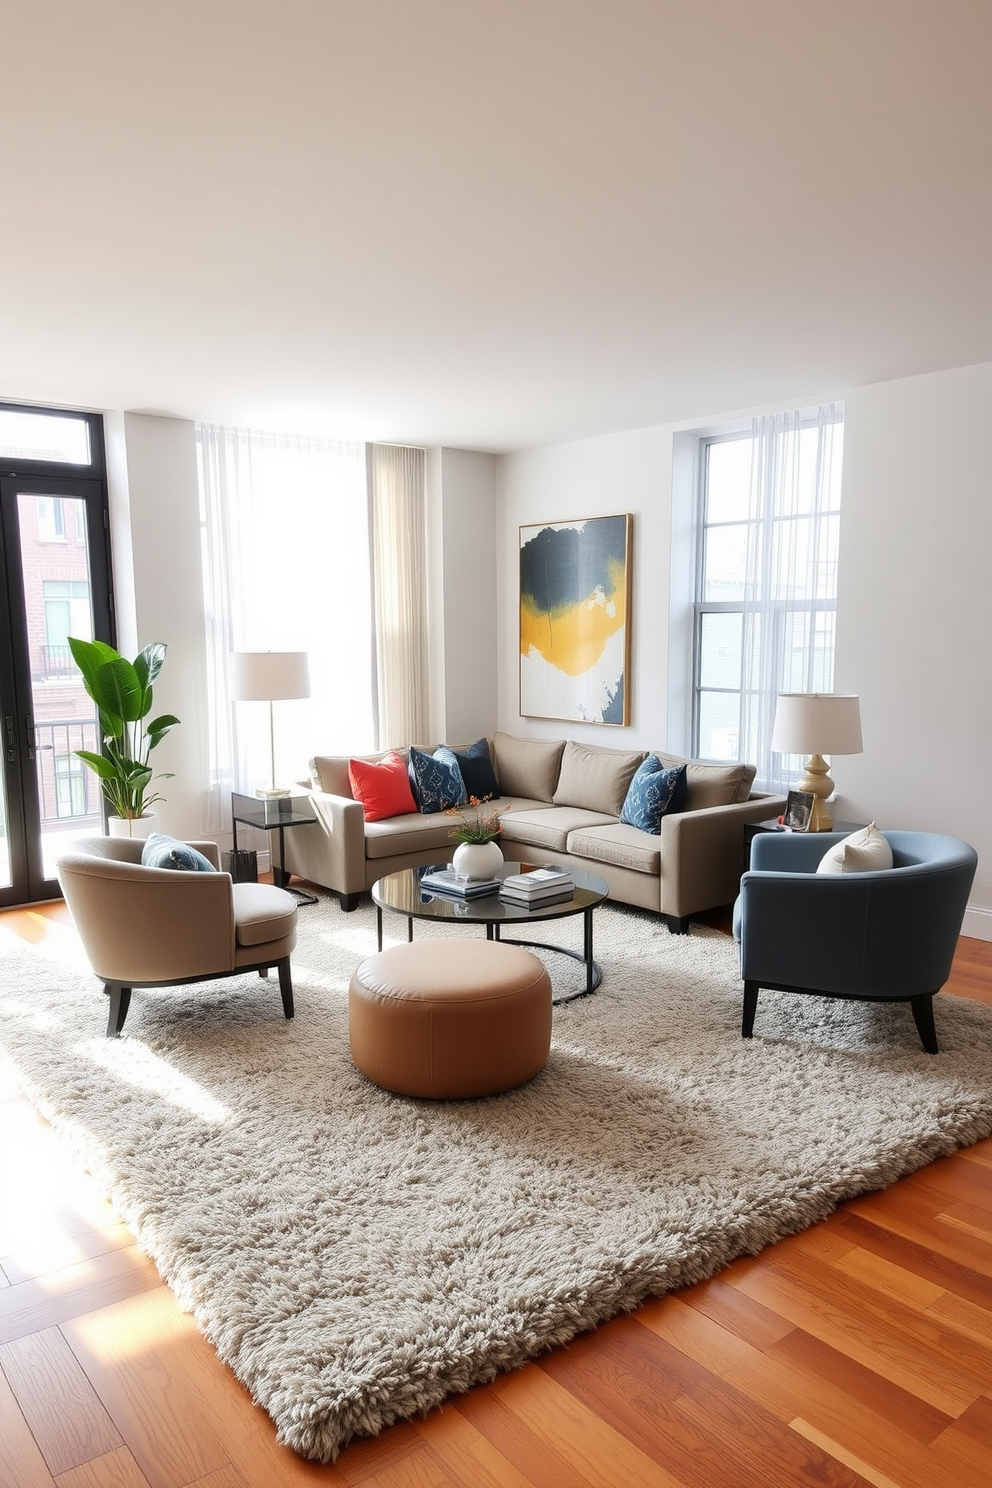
[798,754,835,832]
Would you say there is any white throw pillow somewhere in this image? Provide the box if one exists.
[816,822,894,876]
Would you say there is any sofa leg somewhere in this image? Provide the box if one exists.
[278,958,295,1019]
[742,981,759,1039]
[339,892,361,912]
[105,983,132,1038]
[664,914,690,935]
[910,993,938,1055]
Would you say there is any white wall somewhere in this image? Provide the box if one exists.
[498,363,992,938]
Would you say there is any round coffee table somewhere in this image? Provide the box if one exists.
[371,860,610,1004]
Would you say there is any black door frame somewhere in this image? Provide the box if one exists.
[0,405,114,905]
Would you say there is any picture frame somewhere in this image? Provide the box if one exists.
[783,789,815,832]
[519,513,632,725]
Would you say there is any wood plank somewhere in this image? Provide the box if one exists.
[642,1291,989,1488]
[0,1360,59,1488]
[727,1256,975,1415]
[541,1311,861,1488]
[829,1244,946,1311]
[336,1423,435,1487]
[928,1393,992,1479]
[184,1468,252,1488]
[676,1274,797,1349]
[924,1291,992,1348]
[455,1378,609,1488]
[788,1418,906,1488]
[1,1223,136,1287]
[59,1289,234,1488]
[53,1447,155,1488]
[0,1325,124,1475]
[412,1406,537,1488]
[831,1210,992,1311]
[0,1245,163,1346]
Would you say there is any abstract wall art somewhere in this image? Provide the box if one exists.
[519,513,632,725]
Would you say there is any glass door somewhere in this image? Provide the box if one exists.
[0,408,113,906]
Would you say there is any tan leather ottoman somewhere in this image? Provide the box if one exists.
[348,938,553,1098]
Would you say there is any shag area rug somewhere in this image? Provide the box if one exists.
[2,896,991,1461]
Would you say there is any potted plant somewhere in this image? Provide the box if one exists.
[446,795,510,879]
[69,638,180,834]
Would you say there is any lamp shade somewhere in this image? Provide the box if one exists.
[230,651,310,702]
[770,693,863,756]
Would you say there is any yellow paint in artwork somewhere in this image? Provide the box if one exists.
[520,561,626,675]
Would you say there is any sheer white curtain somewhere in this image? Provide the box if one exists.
[738,405,844,792]
[198,426,374,832]
[368,443,430,749]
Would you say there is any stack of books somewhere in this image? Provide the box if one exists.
[419,867,501,899]
[499,866,574,908]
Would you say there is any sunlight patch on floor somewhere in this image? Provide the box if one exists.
[80,1039,231,1124]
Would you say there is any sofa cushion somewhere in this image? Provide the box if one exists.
[364,811,459,860]
[500,806,617,854]
[652,751,756,810]
[449,737,501,801]
[566,823,663,876]
[141,833,217,872]
[816,822,894,876]
[551,740,646,816]
[492,732,565,803]
[348,751,418,822]
[408,746,466,814]
[619,757,688,832]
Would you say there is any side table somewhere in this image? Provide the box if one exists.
[231,793,319,905]
[743,818,866,872]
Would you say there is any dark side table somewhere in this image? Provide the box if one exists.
[743,818,866,872]
[231,793,319,904]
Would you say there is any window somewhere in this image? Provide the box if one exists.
[43,580,91,676]
[693,405,844,790]
[0,407,92,465]
[36,496,66,541]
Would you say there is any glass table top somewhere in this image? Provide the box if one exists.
[371,860,609,926]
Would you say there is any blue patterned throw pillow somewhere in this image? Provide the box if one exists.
[141,832,217,872]
[408,746,467,814]
[619,756,688,834]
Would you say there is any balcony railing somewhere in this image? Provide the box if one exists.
[39,644,77,679]
[34,718,102,826]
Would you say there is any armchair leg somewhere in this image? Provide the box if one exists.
[277,957,295,1019]
[339,892,361,912]
[105,984,132,1038]
[742,981,760,1039]
[910,993,939,1055]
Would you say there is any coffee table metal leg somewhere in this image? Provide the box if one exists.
[584,908,594,994]
[408,916,413,942]
[377,906,383,952]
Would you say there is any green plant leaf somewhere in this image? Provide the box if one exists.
[94,657,145,723]
[75,749,117,779]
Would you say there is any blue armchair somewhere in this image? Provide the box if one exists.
[733,830,977,1054]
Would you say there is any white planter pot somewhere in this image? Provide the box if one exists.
[452,839,503,880]
[106,812,158,841]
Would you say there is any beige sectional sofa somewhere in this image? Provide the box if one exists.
[280,732,786,933]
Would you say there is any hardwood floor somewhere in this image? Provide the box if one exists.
[1,899,990,1488]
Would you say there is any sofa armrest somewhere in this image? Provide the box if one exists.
[657,793,788,918]
[280,789,368,897]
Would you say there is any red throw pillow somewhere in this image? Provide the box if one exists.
[348,751,417,822]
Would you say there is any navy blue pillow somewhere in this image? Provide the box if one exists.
[619,757,688,834]
[450,737,500,801]
[141,832,217,872]
[408,746,467,814]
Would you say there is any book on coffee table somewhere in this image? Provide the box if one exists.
[499,866,573,895]
[499,886,573,908]
[419,868,501,899]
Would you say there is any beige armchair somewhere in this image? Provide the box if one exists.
[56,837,299,1037]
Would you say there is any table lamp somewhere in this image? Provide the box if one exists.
[770,693,863,831]
[230,651,310,798]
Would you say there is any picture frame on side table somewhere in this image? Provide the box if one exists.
[784,789,815,832]
[519,512,632,725]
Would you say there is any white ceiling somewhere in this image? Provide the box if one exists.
[2,1,990,452]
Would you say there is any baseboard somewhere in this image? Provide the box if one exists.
[962,903,992,942]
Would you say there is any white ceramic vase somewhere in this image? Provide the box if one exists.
[452,839,503,880]
[106,812,157,841]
